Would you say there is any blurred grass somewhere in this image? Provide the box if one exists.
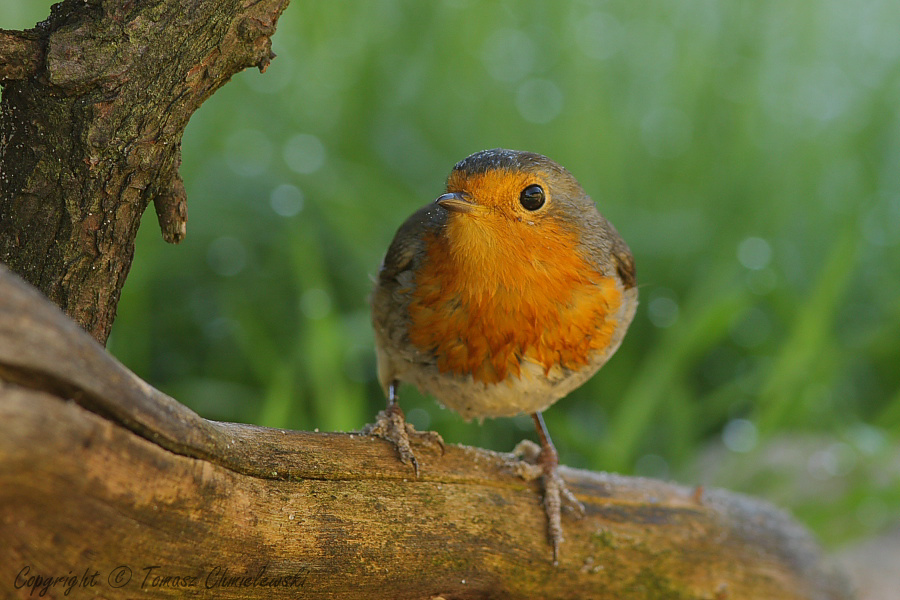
[3,0,900,547]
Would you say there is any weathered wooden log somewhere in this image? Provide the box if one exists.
[0,266,852,599]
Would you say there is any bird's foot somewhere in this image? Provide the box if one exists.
[363,404,444,477]
[540,457,586,563]
[512,439,585,564]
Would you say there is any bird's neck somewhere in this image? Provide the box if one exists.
[440,212,585,297]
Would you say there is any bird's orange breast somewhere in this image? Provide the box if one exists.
[406,211,623,385]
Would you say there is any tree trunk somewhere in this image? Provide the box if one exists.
[0,265,852,599]
[0,0,288,344]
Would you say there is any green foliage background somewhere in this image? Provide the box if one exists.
[5,0,899,547]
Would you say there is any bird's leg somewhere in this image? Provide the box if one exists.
[363,381,444,477]
[531,412,585,564]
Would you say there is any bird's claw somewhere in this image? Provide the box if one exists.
[511,438,584,564]
[540,462,586,565]
[363,405,444,477]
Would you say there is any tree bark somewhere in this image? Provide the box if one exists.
[0,0,289,344]
[0,265,853,599]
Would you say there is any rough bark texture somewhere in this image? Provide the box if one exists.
[0,265,853,599]
[0,0,289,344]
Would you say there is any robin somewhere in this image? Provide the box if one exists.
[368,148,637,561]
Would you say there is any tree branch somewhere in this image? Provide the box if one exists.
[0,29,42,82]
[0,0,289,344]
[0,265,852,599]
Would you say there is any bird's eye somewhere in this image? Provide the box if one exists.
[519,184,545,211]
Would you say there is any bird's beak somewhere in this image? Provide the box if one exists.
[435,192,477,214]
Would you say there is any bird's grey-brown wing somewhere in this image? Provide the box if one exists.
[608,230,636,290]
[377,204,448,284]
[563,194,638,362]
[569,196,636,291]
[371,203,448,391]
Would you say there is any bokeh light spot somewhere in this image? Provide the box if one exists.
[648,295,679,328]
[722,419,758,453]
[737,236,773,270]
[270,184,305,217]
[516,79,564,124]
[284,134,326,174]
